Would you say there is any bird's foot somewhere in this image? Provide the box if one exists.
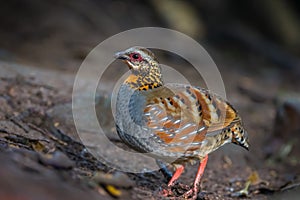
[160,187,174,197]
[180,184,200,200]
[160,183,194,198]
[160,184,177,197]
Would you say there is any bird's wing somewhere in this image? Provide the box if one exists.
[143,84,240,153]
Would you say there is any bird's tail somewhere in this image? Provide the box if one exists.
[231,121,249,150]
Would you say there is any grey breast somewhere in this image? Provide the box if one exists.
[116,84,159,153]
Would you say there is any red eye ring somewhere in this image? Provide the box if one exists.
[130,53,142,61]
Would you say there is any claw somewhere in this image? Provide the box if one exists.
[181,185,199,199]
[161,183,199,199]
[180,185,200,200]
[160,186,174,197]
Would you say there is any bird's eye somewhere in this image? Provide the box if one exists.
[130,53,142,61]
[132,54,139,59]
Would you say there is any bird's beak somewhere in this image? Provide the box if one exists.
[114,51,129,60]
[115,51,135,70]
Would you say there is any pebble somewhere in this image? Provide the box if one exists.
[274,94,300,137]
[93,171,134,188]
[39,151,75,169]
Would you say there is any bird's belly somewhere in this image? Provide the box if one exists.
[116,123,233,167]
[117,126,209,165]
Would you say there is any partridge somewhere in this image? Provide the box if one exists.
[115,46,249,199]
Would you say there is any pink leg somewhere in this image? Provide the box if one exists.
[167,165,184,186]
[194,155,208,187]
[161,165,185,197]
[183,155,208,198]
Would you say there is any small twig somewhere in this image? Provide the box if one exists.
[280,182,300,192]
[0,137,32,149]
[10,118,30,133]
[0,128,9,134]
[28,123,67,146]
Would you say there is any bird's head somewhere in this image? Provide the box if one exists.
[115,46,160,72]
[115,46,163,90]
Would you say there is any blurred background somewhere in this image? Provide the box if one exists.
[0,0,299,199]
[1,0,300,72]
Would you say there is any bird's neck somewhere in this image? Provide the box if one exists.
[124,73,163,91]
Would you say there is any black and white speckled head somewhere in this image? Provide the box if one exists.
[115,46,163,90]
[115,46,158,71]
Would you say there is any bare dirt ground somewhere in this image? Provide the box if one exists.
[0,1,300,200]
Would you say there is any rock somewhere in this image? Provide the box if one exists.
[39,151,75,169]
[265,94,300,163]
[274,94,300,137]
[92,171,135,188]
[0,152,106,200]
